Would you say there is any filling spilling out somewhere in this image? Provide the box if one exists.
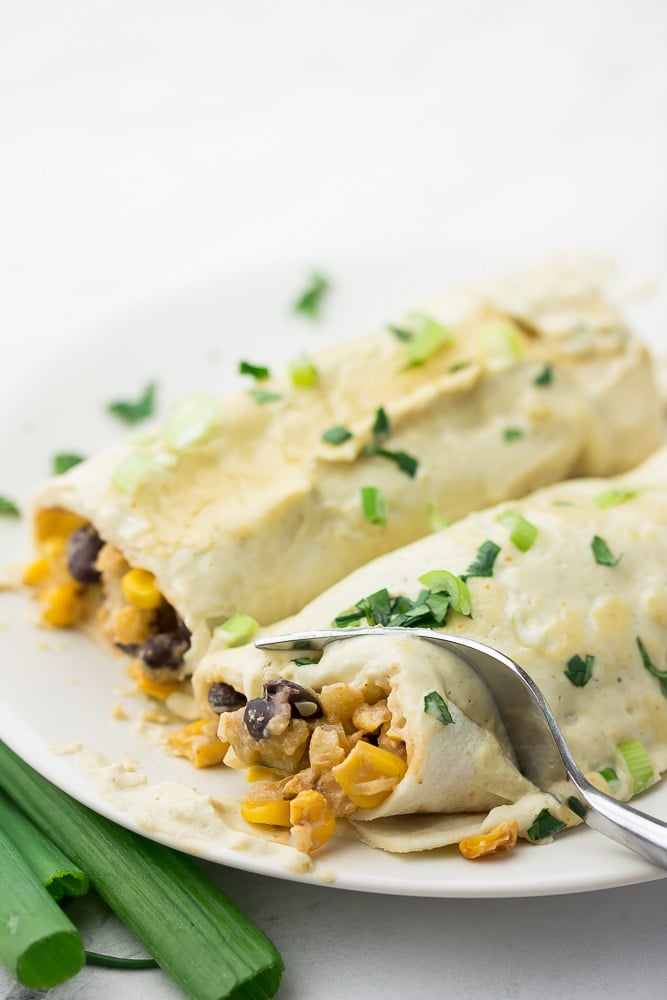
[23,507,191,694]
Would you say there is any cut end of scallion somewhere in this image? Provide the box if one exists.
[479,323,523,367]
[214,614,259,648]
[17,931,85,990]
[162,394,221,451]
[496,510,538,551]
[111,451,160,494]
[289,356,319,388]
[399,314,455,368]
[361,486,387,525]
[617,738,654,793]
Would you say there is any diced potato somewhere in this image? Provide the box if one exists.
[308,726,346,772]
[169,719,227,768]
[319,683,365,722]
[332,740,407,809]
[458,820,519,860]
[290,789,336,854]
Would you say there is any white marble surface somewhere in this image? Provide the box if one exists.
[1,1,667,998]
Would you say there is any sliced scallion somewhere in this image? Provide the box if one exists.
[0,741,284,1000]
[418,570,471,616]
[401,314,455,368]
[162,394,220,451]
[594,487,639,509]
[502,427,523,442]
[617,738,654,793]
[423,690,454,725]
[479,323,523,366]
[591,535,621,567]
[564,653,594,687]
[53,453,85,475]
[496,511,538,551]
[289,356,318,388]
[526,808,567,842]
[111,451,158,494]
[598,766,619,785]
[361,486,387,525]
[215,613,259,648]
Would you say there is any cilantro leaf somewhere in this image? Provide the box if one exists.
[461,540,501,581]
[293,271,330,318]
[0,496,20,518]
[107,382,156,425]
[239,360,270,380]
[321,425,353,445]
[564,653,595,687]
[534,363,554,386]
[636,636,667,698]
[363,445,419,479]
[53,453,85,475]
[591,535,621,566]
[424,690,454,725]
[527,809,567,841]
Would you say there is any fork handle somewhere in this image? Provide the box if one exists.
[573,776,667,870]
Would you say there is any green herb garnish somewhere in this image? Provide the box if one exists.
[527,809,567,841]
[424,691,454,725]
[502,427,523,442]
[617,738,654,793]
[248,388,283,404]
[566,796,586,819]
[239,360,270,380]
[591,535,621,566]
[598,766,618,784]
[53,453,85,475]
[594,487,639,509]
[401,314,455,368]
[293,271,330,318]
[361,486,387,526]
[427,501,452,532]
[333,569,474,632]
[418,570,471,616]
[363,445,419,479]
[534,363,554,386]
[214,614,259,648]
[371,406,391,442]
[636,636,667,698]
[461,540,501,580]
[387,325,414,342]
[107,382,156,425]
[321,425,353,445]
[564,653,595,687]
[0,496,20,518]
[496,511,538,551]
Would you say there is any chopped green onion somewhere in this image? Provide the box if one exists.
[427,501,452,532]
[418,570,471,616]
[0,741,284,1000]
[502,427,523,442]
[361,486,387,525]
[53,453,85,475]
[162,394,220,450]
[598,766,619,784]
[594,487,639,509]
[591,535,621,566]
[332,607,364,628]
[0,495,20,518]
[0,821,84,988]
[0,789,88,902]
[564,653,595,687]
[479,324,523,365]
[292,657,316,666]
[107,382,156,425]
[239,360,270,380]
[399,314,456,368]
[248,388,283,404]
[496,511,538,551]
[289,356,319,388]
[636,636,667,698]
[371,406,391,442]
[423,691,454,725]
[85,951,158,969]
[617,738,654,793]
[566,796,586,819]
[363,445,419,479]
[293,271,330,318]
[534,363,554,386]
[526,808,567,842]
[214,613,259,648]
[111,451,158,494]
[321,425,353,445]
[387,325,413,342]
[461,540,501,580]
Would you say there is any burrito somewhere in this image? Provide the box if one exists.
[191,447,667,857]
[23,262,662,692]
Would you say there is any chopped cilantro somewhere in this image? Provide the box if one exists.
[293,271,330,318]
[591,535,621,567]
[292,657,316,666]
[418,570,471,616]
[566,796,586,819]
[594,487,639,509]
[239,360,270,380]
[371,406,391,443]
[0,496,20,518]
[248,388,282,404]
[534,363,554,386]
[461,540,501,580]
[636,636,667,698]
[502,427,523,442]
[321,425,353,445]
[107,382,156,425]
[332,569,475,632]
[361,486,387,525]
[53,453,85,475]
[424,690,454,725]
[363,445,419,479]
[564,653,595,687]
[527,809,567,841]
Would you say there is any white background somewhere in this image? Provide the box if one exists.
[1,2,667,998]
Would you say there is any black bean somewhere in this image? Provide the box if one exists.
[140,632,189,671]
[244,698,274,740]
[264,678,322,720]
[66,525,104,584]
[207,682,247,714]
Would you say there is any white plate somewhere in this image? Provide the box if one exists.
[1,249,666,899]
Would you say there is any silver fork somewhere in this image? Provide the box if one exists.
[256,626,667,869]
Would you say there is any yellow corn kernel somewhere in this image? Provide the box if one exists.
[112,605,154,645]
[22,557,51,587]
[332,740,407,809]
[127,661,181,700]
[35,507,86,543]
[458,819,519,860]
[121,568,163,610]
[289,789,336,854]
[39,582,83,628]
[246,765,288,783]
[169,720,227,768]
[241,797,292,827]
